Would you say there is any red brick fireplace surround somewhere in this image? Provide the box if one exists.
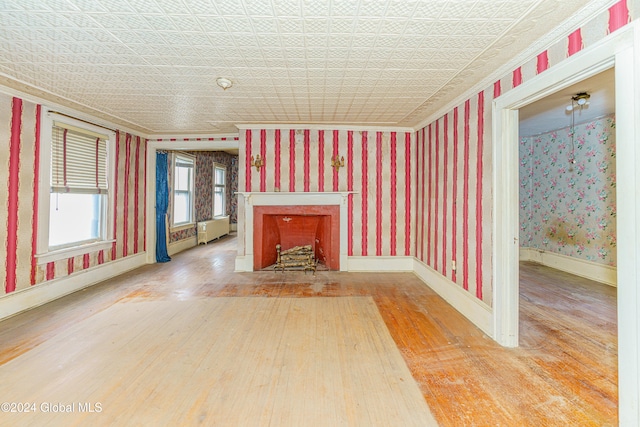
[253,205,340,270]
[236,191,355,271]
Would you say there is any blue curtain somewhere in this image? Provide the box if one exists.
[155,152,171,263]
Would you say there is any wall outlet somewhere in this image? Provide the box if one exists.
[451,259,456,271]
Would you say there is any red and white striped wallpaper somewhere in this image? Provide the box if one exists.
[240,128,416,258]
[0,93,147,296]
[414,0,631,306]
[0,0,632,304]
[414,93,491,303]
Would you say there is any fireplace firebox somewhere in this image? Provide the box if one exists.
[236,192,354,272]
[253,205,340,271]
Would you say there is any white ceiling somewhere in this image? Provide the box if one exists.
[0,0,616,135]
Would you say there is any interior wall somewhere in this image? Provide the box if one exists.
[238,128,416,259]
[191,151,238,225]
[158,148,238,244]
[412,0,633,308]
[414,96,492,305]
[519,114,617,267]
[0,93,148,297]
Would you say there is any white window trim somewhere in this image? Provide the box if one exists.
[35,108,116,264]
[36,241,115,265]
[213,162,226,218]
[170,152,196,228]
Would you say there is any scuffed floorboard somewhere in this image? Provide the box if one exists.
[0,235,617,426]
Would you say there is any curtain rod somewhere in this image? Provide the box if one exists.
[48,110,117,133]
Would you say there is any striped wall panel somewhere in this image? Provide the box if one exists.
[109,130,146,263]
[241,128,415,258]
[0,95,37,294]
[117,130,147,264]
[0,94,147,296]
[414,0,630,306]
[415,95,489,302]
[0,0,631,303]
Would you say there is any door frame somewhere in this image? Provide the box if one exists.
[145,139,239,263]
[492,22,639,425]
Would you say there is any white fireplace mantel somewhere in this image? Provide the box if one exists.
[238,191,354,206]
[235,192,357,272]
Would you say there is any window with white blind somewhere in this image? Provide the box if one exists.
[49,122,109,249]
[36,109,116,263]
[213,163,226,217]
[50,123,108,194]
[172,154,195,226]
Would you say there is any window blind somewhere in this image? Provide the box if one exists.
[51,122,108,194]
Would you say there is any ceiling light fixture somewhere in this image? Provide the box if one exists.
[565,91,590,111]
[572,92,591,105]
[216,77,233,90]
[567,92,590,169]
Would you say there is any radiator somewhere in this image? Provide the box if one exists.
[197,216,230,244]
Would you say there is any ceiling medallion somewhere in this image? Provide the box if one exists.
[216,77,233,90]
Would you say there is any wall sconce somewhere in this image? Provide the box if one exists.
[251,154,264,172]
[331,155,345,171]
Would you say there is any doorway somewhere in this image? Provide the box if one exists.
[491,23,639,424]
[517,68,617,286]
[516,68,618,416]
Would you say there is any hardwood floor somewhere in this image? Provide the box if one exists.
[0,235,617,426]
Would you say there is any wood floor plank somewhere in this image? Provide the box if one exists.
[0,235,617,426]
[0,295,436,426]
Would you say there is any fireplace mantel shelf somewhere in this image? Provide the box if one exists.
[236,191,358,196]
[236,191,358,206]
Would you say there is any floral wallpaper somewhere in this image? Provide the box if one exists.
[519,114,616,266]
[193,151,238,224]
[194,153,213,223]
[166,151,238,243]
[229,155,238,223]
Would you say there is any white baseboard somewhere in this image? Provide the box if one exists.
[168,237,197,256]
[235,255,250,272]
[520,247,617,287]
[0,253,147,321]
[347,256,414,271]
[413,259,493,337]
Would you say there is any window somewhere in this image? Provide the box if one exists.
[173,154,195,226]
[49,122,108,250]
[49,193,103,248]
[213,163,226,217]
[36,110,116,263]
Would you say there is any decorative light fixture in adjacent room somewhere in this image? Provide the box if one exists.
[565,92,590,111]
[567,91,590,168]
[216,77,233,90]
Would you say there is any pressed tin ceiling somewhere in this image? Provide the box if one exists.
[0,0,616,135]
